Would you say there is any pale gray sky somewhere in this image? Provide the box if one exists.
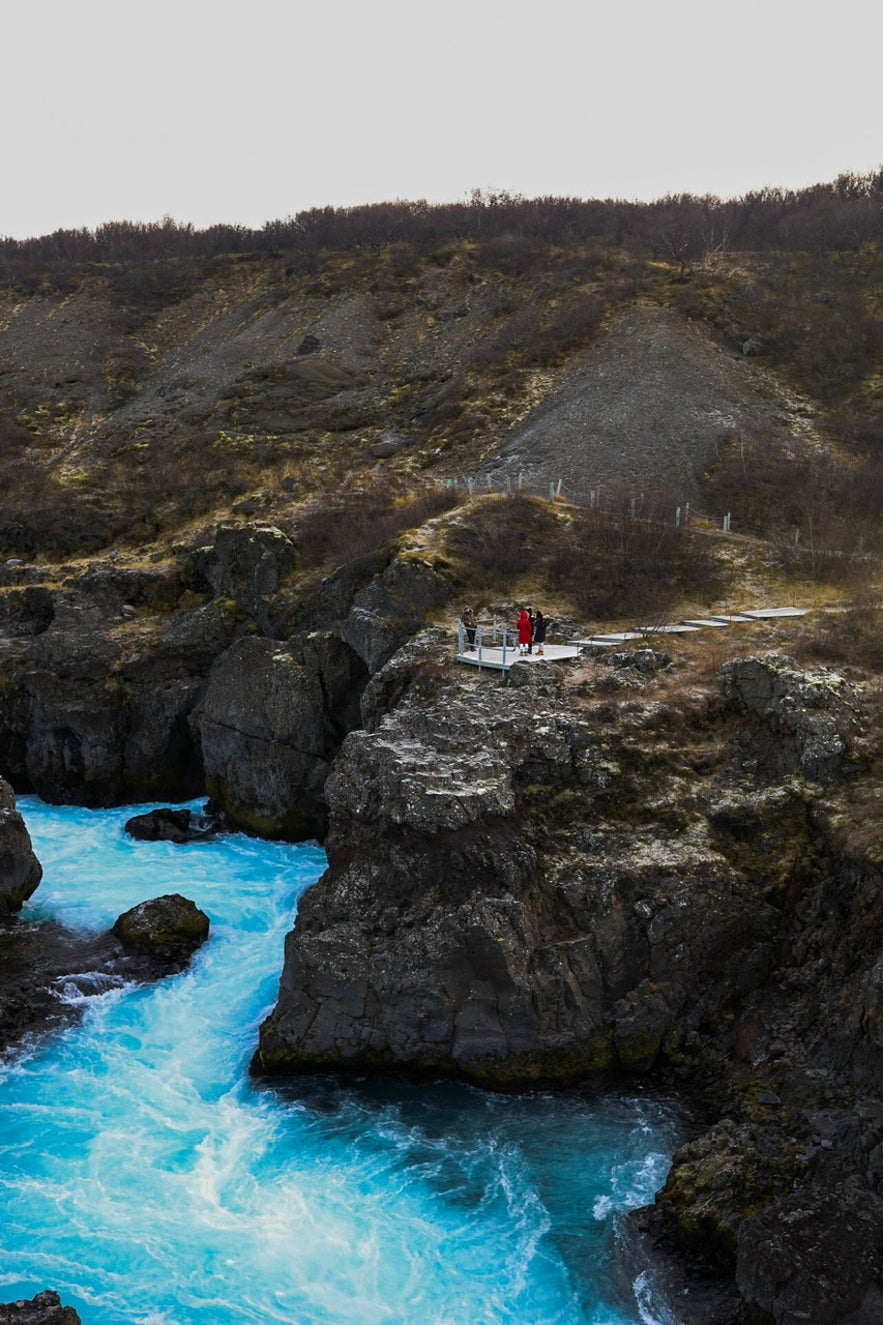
[2,0,880,239]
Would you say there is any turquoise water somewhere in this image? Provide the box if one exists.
[1,799,682,1325]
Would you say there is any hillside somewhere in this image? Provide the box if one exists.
[1,189,880,562]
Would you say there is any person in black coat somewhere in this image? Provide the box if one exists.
[533,610,547,655]
[461,605,477,651]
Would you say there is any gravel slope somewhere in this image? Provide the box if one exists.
[479,304,825,504]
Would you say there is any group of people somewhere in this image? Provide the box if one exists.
[517,606,546,655]
[459,605,548,655]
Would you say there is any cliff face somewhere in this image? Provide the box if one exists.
[255,637,883,1324]
[0,531,445,824]
[0,773,42,914]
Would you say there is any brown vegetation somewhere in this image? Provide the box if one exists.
[443,492,725,621]
[0,170,880,596]
[292,482,461,571]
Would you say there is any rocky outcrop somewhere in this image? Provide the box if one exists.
[189,525,297,636]
[1,891,210,1054]
[192,634,366,839]
[124,805,227,843]
[0,527,452,830]
[256,648,779,1082]
[189,558,448,838]
[341,557,451,674]
[736,1185,883,1325]
[0,774,42,914]
[0,577,253,806]
[721,653,858,783]
[112,894,210,965]
[0,1291,81,1325]
[255,643,883,1323]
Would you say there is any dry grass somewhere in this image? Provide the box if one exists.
[791,599,883,675]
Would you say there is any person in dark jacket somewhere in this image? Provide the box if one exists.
[461,605,477,651]
[533,610,547,655]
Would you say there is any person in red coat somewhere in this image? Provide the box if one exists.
[517,608,533,655]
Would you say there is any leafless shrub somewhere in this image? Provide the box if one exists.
[294,483,461,569]
[702,438,883,568]
[548,507,724,621]
[443,494,561,589]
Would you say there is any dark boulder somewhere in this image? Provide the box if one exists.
[124,806,226,843]
[112,894,209,963]
[0,1291,81,1325]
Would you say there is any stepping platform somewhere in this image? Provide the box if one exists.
[738,607,809,619]
[682,617,740,628]
[634,623,702,635]
[573,631,644,647]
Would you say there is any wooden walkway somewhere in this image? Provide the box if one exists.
[456,607,808,672]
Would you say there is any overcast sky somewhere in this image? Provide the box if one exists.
[3,0,880,240]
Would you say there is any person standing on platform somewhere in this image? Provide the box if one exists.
[461,605,477,651]
[533,610,547,655]
[517,608,533,655]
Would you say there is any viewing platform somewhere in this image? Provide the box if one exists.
[457,607,809,672]
[456,619,582,670]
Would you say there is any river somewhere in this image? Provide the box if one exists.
[0,799,683,1324]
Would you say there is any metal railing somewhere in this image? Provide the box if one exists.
[457,618,517,667]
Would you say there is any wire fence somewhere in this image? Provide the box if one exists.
[438,473,878,567]
[438,473,732,532]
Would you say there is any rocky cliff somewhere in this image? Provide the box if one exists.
[0,773,42,914]
[0,526,447,832]
[254,637,883,1325]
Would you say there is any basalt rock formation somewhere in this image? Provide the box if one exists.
[0,893,212,1055]
[112,893,210,966]
[0,774,42,914]
[0,1291,81,1325]
[255,640,883,1325]
[124,805,228,843]
[0,530,446,836]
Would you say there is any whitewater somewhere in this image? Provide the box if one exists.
[0,799,683,1325]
